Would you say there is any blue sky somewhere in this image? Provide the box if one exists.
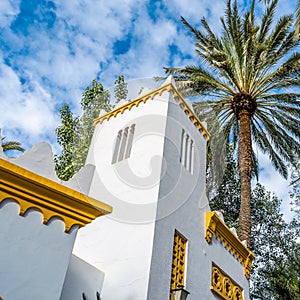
[0,0,298,216]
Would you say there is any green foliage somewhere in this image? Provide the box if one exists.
[209,146,240,228]
[0,128,25,155]
[250,184,300,300]
[1,137,25,154]
[54,104,78,180]
[55,79,111,181]
[72,79,111,172]
[55,76,130,180]
[114,75,128,103]
[209,151,300,300]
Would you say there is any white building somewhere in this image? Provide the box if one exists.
[0,77,253,300]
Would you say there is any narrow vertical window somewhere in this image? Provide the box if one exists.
[181,132,187,166]
[189,140,194,174]
[118,127,129,162]
[125,124,135,159]
[112,130,122,164]
[179,128,194,174]
[184,134,189,169]
[112,124,136,164]
[186,139,191,172]
[170,230,187,294]
[180,129,185,163]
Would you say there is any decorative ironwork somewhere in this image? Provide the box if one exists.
[211,265,243,300]
[170,230,187,291]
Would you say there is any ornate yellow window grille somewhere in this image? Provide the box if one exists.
[211,264,243,300]
[170,230,187,292]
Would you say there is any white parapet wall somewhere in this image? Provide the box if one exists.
[0,156,112,300]
[60,255,105,300]
[0,200,78,300]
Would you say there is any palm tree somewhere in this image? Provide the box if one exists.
[165,0,300,245]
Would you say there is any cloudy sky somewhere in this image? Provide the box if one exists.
[0,0,298,217]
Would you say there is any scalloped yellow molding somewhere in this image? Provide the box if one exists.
[94,82,210,141]
[0,158,112,233]
[205,212,254,279]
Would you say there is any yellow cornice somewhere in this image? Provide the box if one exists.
[205,212,254,279]
[0,158,112,233]
[94,82,210,141]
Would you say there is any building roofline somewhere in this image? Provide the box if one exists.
[94,82,210,141]
[0,158,112,232]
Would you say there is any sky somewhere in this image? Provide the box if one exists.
[0,0,298,218]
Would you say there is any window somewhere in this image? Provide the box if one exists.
[180,129,194,174]
[170,230,187,294]
[112,124,135,164]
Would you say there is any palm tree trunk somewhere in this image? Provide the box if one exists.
[238,110,252,247]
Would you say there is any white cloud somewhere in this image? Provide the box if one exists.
[0,0,20,27]
[0,56,57,147]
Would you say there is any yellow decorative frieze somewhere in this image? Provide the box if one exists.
[170,230,187,291]
[0,158,112,233]
[94,82,210,141]
[205,212,254,279]
[211,264,243,300]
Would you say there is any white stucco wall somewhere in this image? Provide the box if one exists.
[60,255,105,300]
[147,93,250,299]
[0,200,78,300]
[74,88,172,300]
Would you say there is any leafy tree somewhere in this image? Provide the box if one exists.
[55,79,111,180]
[54,104,78,181]
[250,184,299,300]
[209,145,240,228]
[165,0,300,245]
[114,75,128,103]
[72,79,111,172]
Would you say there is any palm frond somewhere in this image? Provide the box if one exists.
[2,138,25,153]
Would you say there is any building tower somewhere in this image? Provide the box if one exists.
[73,76,253,300]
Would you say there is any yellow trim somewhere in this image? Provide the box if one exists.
[94,82,210,141]
[210,264,244,300]
[170,230,187,291]
[0,158,112,233]
[205,212,254,279]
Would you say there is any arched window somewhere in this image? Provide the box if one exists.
[112,124,136,164]
[180,129,194,174]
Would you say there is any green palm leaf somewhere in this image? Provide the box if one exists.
[1,137,25,153]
